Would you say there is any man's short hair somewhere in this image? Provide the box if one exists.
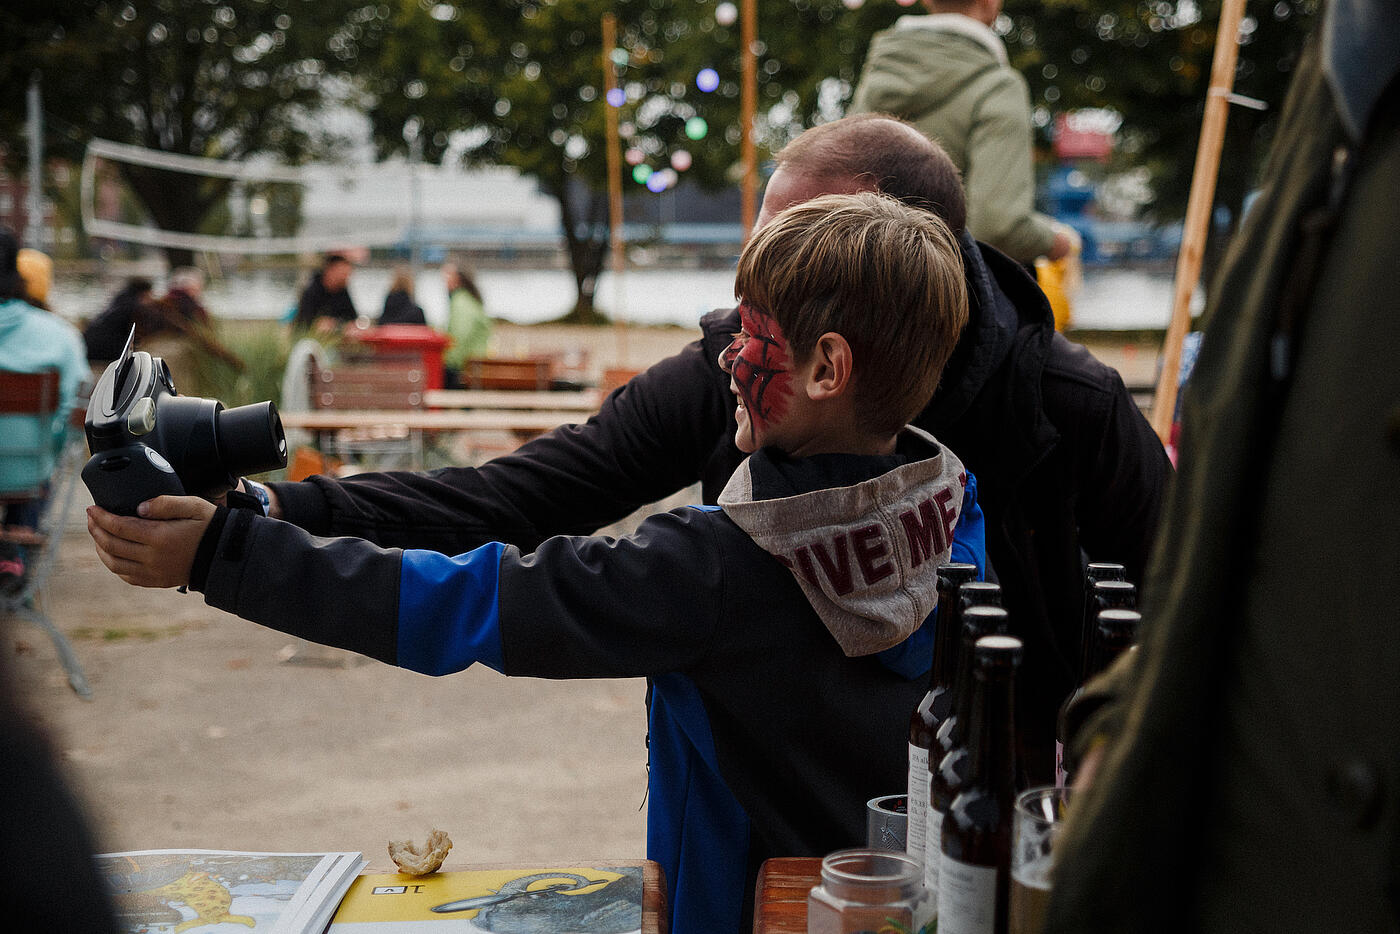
[735,191,969,435]
[774,114,967,234]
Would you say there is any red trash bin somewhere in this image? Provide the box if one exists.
[350,324,451,390]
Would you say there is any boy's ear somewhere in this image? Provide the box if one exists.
[806,332,854,401]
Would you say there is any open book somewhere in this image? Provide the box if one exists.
[96,848,365,934]
[329,865,650,933]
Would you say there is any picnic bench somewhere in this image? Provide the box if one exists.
[292,355,603,470]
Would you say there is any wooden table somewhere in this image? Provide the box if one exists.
[280,409,589,433]
[753,857,821,934]
[424,388,603,411]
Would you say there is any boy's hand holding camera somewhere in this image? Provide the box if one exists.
[87,496,215,589]
[80,328,288,588]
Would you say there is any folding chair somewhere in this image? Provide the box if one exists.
[0,369,92,699]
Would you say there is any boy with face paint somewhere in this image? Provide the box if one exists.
[88,192,983,934]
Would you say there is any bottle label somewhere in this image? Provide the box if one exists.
[1055,740,1067,789]
[922,809,944,894]
[936,855,998,934]
[906,742,930,866]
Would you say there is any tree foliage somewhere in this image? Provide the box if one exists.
[1001,0,1319,271]
[0,0,390,265]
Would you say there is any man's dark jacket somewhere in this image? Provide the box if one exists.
[293,273,357,329]
[270,233,1171,780]
[378,289,426,326]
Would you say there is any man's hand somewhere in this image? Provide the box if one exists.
[1047,221,1082,261]
[86,495,218,589]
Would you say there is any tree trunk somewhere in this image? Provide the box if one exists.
[119,164,229,272]
[549,175,612,325]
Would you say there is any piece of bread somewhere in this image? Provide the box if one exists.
[387,829,453,875]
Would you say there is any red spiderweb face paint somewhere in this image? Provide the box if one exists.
[720,302,794,450]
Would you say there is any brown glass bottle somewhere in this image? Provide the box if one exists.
[923,600,1007,894]
[906,562,978,869]
[1055,606,1141,787]
[1077,563,1126,680]
[1058,581,1136,785]
[937,634,1023,934]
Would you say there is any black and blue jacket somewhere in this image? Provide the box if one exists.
[193,429,985,933]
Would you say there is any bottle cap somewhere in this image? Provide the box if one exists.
[962,604,1008,641]
[958,580,1002,610]
[974,633,1024,667]
[1093,579,1137,610]
[936,563,979,591]
[1085,562,1126,585]
[1097,608,1141,641]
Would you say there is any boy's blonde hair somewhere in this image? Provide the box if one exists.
[734,191,969,435]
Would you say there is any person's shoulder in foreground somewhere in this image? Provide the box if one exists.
[88,191,984,934]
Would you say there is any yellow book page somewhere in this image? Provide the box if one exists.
[330,866,639,931]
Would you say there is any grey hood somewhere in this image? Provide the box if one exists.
[718,427,967,657]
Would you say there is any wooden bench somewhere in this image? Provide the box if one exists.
[279,408,588,465]
[423,389,602,412]
[307,357,427,466]
[460,357,554,391]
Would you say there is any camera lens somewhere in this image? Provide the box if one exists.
[215,401,288,479]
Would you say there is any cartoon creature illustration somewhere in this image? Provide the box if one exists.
[433,870,643,934]
[145,870,256,932]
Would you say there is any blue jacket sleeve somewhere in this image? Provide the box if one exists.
[951,470,986,579]
[198,506,726,681]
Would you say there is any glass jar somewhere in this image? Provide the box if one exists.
[808,848,930,934]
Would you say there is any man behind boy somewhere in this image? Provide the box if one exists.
[88,192,983,934]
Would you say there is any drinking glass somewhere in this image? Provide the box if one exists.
[1009,786,1071,934]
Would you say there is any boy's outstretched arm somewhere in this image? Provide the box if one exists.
[87,496,216,588]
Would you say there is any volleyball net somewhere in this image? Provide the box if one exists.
[81,138,410,255]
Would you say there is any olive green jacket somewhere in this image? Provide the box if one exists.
[1048,22,1400,933]
[850,15,1057,262]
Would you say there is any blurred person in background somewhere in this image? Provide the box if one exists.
[441,258,492,389]
[293,252,357,333]
[15,248,52,311]
[139,267,218,397]
[84,277,154,364]
[0,229,86,592]
[378,266,427,326]
[850,0,1077,266]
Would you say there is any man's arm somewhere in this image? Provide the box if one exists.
[268,321,737,554]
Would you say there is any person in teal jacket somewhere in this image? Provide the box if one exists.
[0,229,87,587]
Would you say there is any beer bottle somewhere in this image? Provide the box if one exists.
[1077,563,1126,681]
[938,634,1023,934]
[1057,582,1136,786]
[906,563,978,869]
[924,600,1007,896]
[1056,608,1141,787]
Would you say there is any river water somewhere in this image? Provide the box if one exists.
[47,263,1197,333]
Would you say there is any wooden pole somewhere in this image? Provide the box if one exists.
[601,14,628,363]
[740,0,758,238]
[1150,0,1249,442]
